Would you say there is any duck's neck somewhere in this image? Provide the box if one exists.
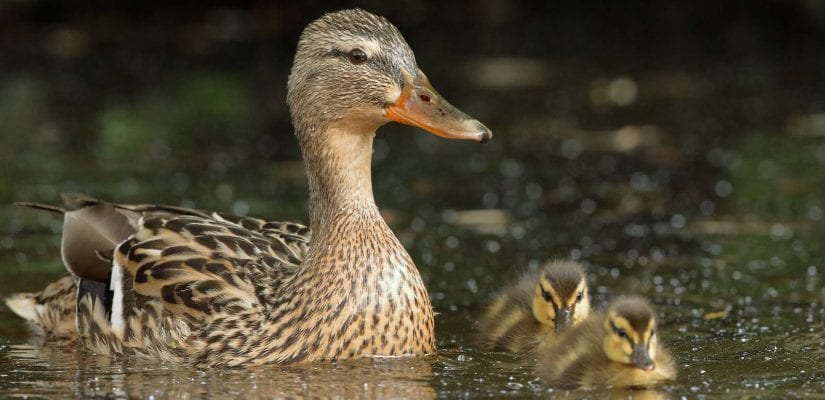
[300,119,380,233]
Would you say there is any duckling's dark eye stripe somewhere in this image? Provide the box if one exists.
[539,284,559,310]
[610,321,635,345]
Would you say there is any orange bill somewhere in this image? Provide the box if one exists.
[385,69,492,143]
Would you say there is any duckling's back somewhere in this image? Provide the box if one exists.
[476,273,546,353]
[537,312,607,387]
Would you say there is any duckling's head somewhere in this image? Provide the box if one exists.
[602,296,659,371]
[532,260,590,333]
[287,9,491,145]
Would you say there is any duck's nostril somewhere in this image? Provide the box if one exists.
[419,94,431,102]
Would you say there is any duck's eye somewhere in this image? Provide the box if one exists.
[348,48,368,64]
[616,328,628,339]
[576,291,583,303]
[541,289,552,302]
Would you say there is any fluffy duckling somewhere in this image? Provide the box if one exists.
[538,296,676,389]
[476,260,590,353]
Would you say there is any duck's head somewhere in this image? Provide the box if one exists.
[287,9,492,144]
[602,296,659,371]
[532,260,590,333]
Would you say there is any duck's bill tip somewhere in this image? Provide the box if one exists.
[631,346,656,371]
[386,104,492,144]
[431,122,493,143]
[385,72,492,144]
[476,123,493,143]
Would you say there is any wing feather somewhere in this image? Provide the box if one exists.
[116,213,307,324]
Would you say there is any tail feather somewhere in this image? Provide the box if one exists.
[13,202,66,214]
[17,194,140,282]
[5,293,39,321]
[5,275,78,338]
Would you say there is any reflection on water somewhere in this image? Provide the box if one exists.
[2,1,825,399]
[3,343,436,399]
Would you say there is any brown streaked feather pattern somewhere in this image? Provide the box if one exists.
[76,292,192,362]
[67,203,434,366]
[72,210,312,364]
[190,206,435,366]
[4,274,78,340]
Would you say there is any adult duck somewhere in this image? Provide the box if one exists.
[5,8,491,367]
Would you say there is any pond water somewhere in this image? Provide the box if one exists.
[2,2,825,399]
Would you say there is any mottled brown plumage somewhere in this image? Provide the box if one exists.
[537,296,677,389]
[5,9,491,366]
[5,274,77,341]
[476,260,589,354]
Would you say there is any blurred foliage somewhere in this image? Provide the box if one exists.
[96,72,253,169]
[729,133,825,219]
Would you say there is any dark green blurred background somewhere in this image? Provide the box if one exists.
[2,1,824,214]
[3,0,825,315]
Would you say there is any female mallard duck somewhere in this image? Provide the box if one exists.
[4,9,492,367]
[537,296,676,389]
[476,260,590,353]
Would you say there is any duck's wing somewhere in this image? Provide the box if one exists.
[16,193,311,284]
[115,212,308,324]
[16,194,311,353]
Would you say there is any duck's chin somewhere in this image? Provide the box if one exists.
[329,108,389,136]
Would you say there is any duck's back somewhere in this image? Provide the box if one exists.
[8,195,314,365]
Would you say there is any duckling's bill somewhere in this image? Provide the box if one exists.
[386,69,492,143]
[632,344,655,371]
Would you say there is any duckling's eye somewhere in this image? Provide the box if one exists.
[576,291,583,303]
[541,288,552,302]
[616,328,628,339]
[348,48,368,64]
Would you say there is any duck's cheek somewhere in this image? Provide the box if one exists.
[648,343,657,360]
[603,337,632,363]
[573,303,590,323]
[384,85,403,107]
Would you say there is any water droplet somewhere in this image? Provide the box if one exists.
[580,198,596,214]
[670,213,686,229]
[808,206,823,221]
[700,200,716,215]
[607,76,638,106]
[714,180,733,197]
[560,138,582,159]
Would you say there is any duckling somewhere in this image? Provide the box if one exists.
[5,9,492,367]
[538,296,677,389]
[476,260,590,353]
